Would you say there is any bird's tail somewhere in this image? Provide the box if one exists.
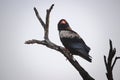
[84,55,92,62]
[81,55,92,62]
[78,50,92,62]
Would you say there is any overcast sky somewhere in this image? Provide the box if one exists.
[0,0,120,80]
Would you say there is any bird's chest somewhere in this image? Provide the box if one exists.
[59,30,79,38]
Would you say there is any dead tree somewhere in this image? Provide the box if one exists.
[104,40,120,80]
[25,4,94,80]
[25,4,120,80]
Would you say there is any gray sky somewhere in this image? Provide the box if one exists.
[0,0,120,80]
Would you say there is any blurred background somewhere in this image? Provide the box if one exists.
[0,0,120,80]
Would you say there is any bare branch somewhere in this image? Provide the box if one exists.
[34,7,46,28]
[108,40,115,66]
[112,57,120,70]
[104,56,107,70]
[45,4,54,40]
[46,4,54,28]
[25,39,94,80]
[25,39,47,45]
[104,39,120,80]
[25,4,94,80]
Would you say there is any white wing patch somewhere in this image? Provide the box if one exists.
[60,30,80,38]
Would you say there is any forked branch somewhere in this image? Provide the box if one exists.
[25,4,94,80]
[104,40,120,80]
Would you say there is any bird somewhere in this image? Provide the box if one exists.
[58,19,92,62]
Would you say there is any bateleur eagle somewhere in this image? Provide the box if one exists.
[58,19,92,62]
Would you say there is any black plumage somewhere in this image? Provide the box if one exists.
[58,19,92,62]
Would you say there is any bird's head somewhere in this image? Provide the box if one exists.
[58,19,72,31]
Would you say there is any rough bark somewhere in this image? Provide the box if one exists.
[25,4,94,80]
